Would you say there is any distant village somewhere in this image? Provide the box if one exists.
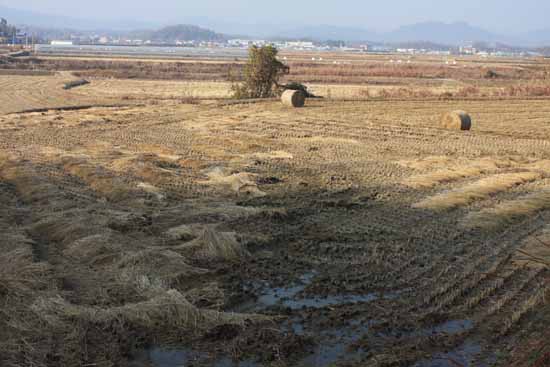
[0,17,545,57]
[44,36,543,57]
[45,37,545,58]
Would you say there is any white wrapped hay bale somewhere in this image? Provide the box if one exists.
[281,90,306,108]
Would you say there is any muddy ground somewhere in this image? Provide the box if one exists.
[1,96,550,367]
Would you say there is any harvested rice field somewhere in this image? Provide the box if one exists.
[1,54,550,367]
[0,72,121,114]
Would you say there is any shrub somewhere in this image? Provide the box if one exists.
[485,69,499,79]
[231,45,289,99]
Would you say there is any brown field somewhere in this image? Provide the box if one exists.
[0,52,549,367]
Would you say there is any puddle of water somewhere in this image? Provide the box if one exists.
[230,273,388,366]
[294,318,474,367]
[243,272,392,311]
[139,305,376,367]
[290,318,372,367]
[282,293,380,309]
[432,319,473,334]
[257,283,306,308]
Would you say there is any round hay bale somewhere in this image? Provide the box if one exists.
[441,110,472,131]
[281,90,306,108]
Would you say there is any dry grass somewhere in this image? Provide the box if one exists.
[0,74,115,114]
[7,55,546,83]
[525,159,550,173]
[403,158,521,189]
[79,79,232,100]
[0,218,55,367]
[32,289,253,333]
[176,227,250,261]
[1,56,549,117]
[287,60,547,83]
[463,189,550,229]
[513,227,550,269]
[3,54,550,104]
[3,64,550,366]
[200,166,266,197]
[398,156,457,171]
[2,56,241,81]
[0,244,51,299]
[61,157,137,201]
[406,166,487,189]
[329,83,550,100]
[499,285,548,336]
[0,151,267,366]
[414,171,542,210]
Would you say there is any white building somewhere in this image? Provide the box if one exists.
[285,41,315,49]
[228,39,268,48]
[50,40,73,46]
[459,45,477,55]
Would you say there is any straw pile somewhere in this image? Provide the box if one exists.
[178,227,249,261]
[441,110,472,131]
[413,171,542,210]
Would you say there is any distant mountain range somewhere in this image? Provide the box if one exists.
[275,25,377,42]
[277,22,550,47]
[2,5,550,46]
[383,22,503,45]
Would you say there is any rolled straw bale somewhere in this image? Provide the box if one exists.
[281,90,306,108]
[441,110,472,131]
[64,79,90,90]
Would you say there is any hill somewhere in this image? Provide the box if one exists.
[147,24,226,42]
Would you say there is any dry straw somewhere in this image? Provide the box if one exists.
[463,189,550,229]
[31,289,257,334]
[177,227,249,261]
[441,110,472,131]
[403,157,520,189]
[414,171,542,210]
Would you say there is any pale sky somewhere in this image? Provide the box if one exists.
[1,0,548,33]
